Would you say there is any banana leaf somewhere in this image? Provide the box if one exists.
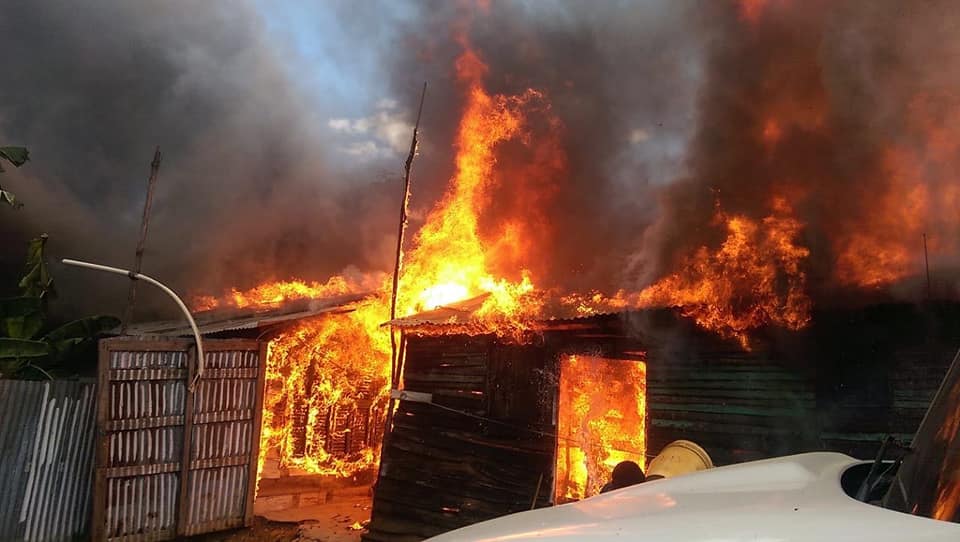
[44,315,120,362]
[0,147,29,170]
[0,189,20,208]
[0,338,50,378]
[0,337,50,358]
[19,235,54,298]
[0,296,44,339]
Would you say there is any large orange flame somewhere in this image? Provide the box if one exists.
[564,197,811,349]
[556,355,647,501]
[395,45,557,331]
[197,43,566,484]
[835,93,960,289]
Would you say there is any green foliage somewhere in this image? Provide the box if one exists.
[44,315,120,363]
[0,236,120,378]
[0,146,29,208]
[0,296,44,339]
[19,234,55,299]
[0,147,29,170]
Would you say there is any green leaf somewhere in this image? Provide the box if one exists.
[0,296,44,339]
[0,337,51,359]
[19,235,54,299]
[0,189,21,208]
[0,146,30,170]
[44,315,120,343]
[44,315,119,363]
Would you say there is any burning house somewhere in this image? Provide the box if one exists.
[358,299,960,540]
[122,288,392,517]
[168,6,960,534]
[7,1,960,541]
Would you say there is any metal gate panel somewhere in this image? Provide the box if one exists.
[93,338,266,541]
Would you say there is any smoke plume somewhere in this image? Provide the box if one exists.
[2,0,959,322]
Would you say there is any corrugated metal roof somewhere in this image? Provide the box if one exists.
[384,293,491,328]
[385,292,627,329]
[122,292,372,337]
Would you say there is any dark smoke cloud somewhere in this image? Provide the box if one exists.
[3,0,956,323]
[0,1,401,319]
[380,0,705,294]
[639,0,960,302]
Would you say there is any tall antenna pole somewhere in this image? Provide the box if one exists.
[121,146,162,332]
[389,82,427,387]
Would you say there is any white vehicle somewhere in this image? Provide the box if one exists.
[428,351,960,541]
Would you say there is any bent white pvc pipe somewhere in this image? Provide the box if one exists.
[61,258,205,389]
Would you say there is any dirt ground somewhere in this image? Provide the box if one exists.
[189,494,371,542]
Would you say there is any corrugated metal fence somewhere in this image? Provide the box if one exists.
[0,379,98,542]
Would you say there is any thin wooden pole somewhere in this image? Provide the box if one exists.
[389,82,427,387]
[121,146,162,332]
[374,82,427,510]
[530,472,544,510]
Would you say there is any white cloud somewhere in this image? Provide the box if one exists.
[327,97,412,160]
[328,118,353,131]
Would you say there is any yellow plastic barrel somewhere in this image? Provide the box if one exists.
[647,440,714,479]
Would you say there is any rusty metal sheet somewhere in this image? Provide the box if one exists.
[93,338,266,541]
[121,293,371,337]
[0,379,97,542]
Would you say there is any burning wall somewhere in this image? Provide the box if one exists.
[556,355,647,502]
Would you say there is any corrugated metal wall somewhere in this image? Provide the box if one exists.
[93,338,266,541]
[0,379,97,542]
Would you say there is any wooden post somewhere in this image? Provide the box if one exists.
[121,146,162,332]
[175,344,197,536]
[244,341,269,526]
[375,84,427,514]
[389,82,427,386]
[91,340,112,542]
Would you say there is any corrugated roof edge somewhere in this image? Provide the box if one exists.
[120,291,375,337]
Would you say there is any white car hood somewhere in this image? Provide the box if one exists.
[427,452,960,541]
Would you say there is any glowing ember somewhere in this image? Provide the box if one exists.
[556,355,647,502]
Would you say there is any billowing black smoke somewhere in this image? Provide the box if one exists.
[384,0,960,303]
[2,1,958,323]
[0,1,401,318]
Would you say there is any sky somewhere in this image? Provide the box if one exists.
[250,0,419,165]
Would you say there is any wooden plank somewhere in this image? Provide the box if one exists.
[175,347,196,537]
[648,402,811,417]
[103,415,185,432]
[99,337,189,353]
[244,341,268,527]
[405,373,487,384]
[109,368,188,381]
[193,409,254,424]
[189,455,248,470]
[104,462,181,478]
[92,339,111,542]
